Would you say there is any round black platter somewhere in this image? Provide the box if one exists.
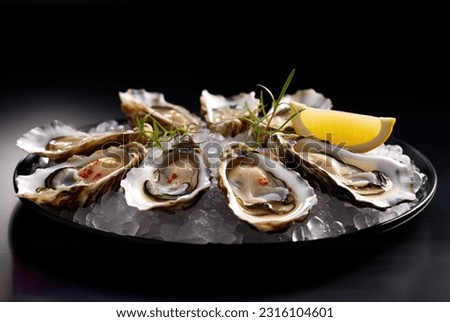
[13,129,437,249]
[10,130,439,300]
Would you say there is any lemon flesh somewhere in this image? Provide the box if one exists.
[290,102,396,153]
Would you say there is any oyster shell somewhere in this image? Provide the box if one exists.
[200,90,260,137]
[217,142,317,232]
[270,133,416,209]
[119,89,202,131]
[16,120,147,162]
[121,135,211,212]
[15,142,147,211]
[263,89,332,133]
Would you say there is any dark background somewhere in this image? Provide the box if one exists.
[1,2,448,97]
[1,3,449,301]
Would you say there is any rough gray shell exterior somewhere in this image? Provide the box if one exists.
[119,89,202,131]
[15,142,147,211]
[16,120,147,162]
[121,135,211,212]
[217,142,317,232]
[200,90,260,137]
[269,133,416,210]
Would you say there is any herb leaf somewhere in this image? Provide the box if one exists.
[136,113,191,149]
[240,68,298,147]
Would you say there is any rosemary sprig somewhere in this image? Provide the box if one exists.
[239,68,303,147]
[136,113,190,149]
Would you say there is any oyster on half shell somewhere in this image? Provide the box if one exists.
[121,135,211,212]
[119,89,202,131]
[16,120,148,162]
[200,90,260,137]
[263,89,332,133]
[15,142,147,211]
[217,142,317,232]
[270,133,417,209]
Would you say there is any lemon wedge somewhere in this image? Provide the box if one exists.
[290,101,396,153]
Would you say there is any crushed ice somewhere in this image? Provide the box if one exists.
[70,120,428,245]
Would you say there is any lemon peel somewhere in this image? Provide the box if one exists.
[290,102,396,152]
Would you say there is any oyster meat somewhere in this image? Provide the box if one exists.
[270,133,417,209]
[200,90,260,137]
[15,142,147,211]
[121,135,211,212]
[217,142,317,232]
[16,120,147,162]
[263,89,332,133]
[119,89,202,131]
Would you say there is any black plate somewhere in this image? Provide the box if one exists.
[13,132,437,246]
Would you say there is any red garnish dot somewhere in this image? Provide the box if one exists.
[79,166,94,180]
[258,178,269,185]
[167,173,178,184]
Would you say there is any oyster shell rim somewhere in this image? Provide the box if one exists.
[216,141,316,233]
[270,133,419,210]
[15,141,148,211]
[12,119,438,245]
[120,135,212,212]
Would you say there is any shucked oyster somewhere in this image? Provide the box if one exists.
[15,142,147,211]
[270,133,416,209]
[16,120,147,162]
[121,135,211,212]
[200,90,260,137]
[217,142,317,232]
[263,89,332,133]
[119,89,202,131]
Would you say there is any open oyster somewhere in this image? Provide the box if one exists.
[270,133,416,209]
[15,142,147,211]
[263,89,332,133]
[16,120,147,162]
[119,89,202,131]
[200,90,260,137]
[121,135,211,212]
[217,142,317,232]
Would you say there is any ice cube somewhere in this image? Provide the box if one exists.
[353,213,368,230]
[307,216,331,239]
[192,129,211,143]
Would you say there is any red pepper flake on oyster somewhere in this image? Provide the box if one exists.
[15,142,147,211]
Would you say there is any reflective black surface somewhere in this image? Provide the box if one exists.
[8,202,438,301]
[1,68,449,301]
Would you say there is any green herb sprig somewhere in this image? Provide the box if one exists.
[239,68,304,147]
[136,113,190,149]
